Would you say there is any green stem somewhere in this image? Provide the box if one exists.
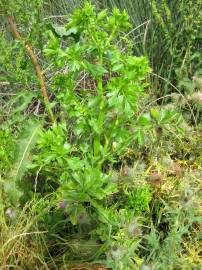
[106,29,116,47]
[94,50,104,158]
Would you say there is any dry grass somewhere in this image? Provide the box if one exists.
[0,201,48,269]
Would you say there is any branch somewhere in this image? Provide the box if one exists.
[7,16,54,122]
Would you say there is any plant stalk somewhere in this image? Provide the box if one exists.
[7,15,55,123]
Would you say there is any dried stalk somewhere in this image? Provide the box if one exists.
[7,16,55,122]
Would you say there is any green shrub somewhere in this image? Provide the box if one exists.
[28,2,154,267]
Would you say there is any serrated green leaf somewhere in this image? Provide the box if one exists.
[84,61,108,78]
[52,24,77,37]
[5,121,41,205]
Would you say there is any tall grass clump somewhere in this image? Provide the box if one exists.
[100,0,202,95]
[0,198,50,268]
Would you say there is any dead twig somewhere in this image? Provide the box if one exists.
[7,16,55,122]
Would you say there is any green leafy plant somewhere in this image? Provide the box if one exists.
[35,1,151,191]
[100,0,202,96]
[27,2,154,267]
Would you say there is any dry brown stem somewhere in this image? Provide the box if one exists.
[7,16,54,122]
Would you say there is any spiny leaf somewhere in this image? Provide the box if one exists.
[5,120,41,205]
[51,24,77,37]
[14,122,40,181]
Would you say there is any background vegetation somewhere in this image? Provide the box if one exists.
[0,0,201,269]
